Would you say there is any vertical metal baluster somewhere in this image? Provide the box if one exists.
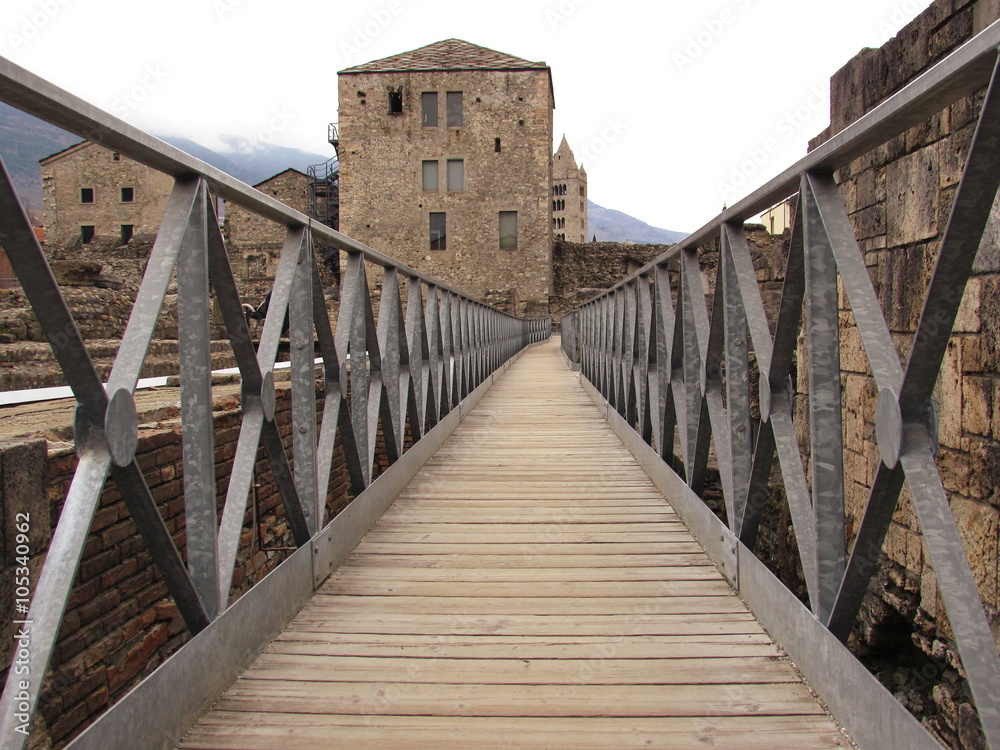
[721,225,754,531]
[802,175,847,622]
[289,231,319,534]
[177,180,220,619]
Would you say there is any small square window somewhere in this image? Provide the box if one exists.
[81,225,95,244]
[112,152,121,162]
[446,92,463,127]
[446,159,464,192]
[80,188,94,203]
[121,187,134,202]
[120,224,134,243]
[429,212,446,251]
[499,211,517,250]
[422,160,439,191]
[422,92,438,127]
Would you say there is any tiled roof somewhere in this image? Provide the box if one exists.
[340,39,548,74]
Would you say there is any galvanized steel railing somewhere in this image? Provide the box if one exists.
[0,55,549,747]
[563,20,1000,750]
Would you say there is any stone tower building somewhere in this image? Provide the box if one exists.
[40,141,173,248]
[337,39,555,316]
[552,135,588,243]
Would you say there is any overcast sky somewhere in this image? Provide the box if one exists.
[1,0,924,233]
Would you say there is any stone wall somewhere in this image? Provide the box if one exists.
[0,379,352,748]
[550,240,670,322]
[338,64,554,317]
[550,227,784,325]
[807,2,1000,747]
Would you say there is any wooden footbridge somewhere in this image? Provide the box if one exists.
[179,340,847,749]
[2,18,1000,750]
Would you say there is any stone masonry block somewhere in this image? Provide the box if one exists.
[974,190,1000,273]
[954,276,983,333]
[962,375,993,438]
[935,338,964,449]
[1,439,50,565]
[886,145,940,247]
[950,497,999,607]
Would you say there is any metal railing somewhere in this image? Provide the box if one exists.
[562,19,1000,750]
[0,55,549,748]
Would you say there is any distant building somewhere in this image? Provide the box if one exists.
[760,200,792,235]
[552,135,587,243]
[40,141,173,248]
[223,167,340,305]
[337,39,556,316]
[225,168,310,287]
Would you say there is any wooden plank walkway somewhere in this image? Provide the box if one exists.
[179,339,851,749]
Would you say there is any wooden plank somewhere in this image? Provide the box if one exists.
[300,594,749,615]
[358,531,697,544]
[180,714,849,750]
[317,579,736,597]
[364,521,691,533]
[327,566,722,583]
[243,654,802,684]
[271,632,777,647]
[351,541,707,555]
[214,680,821,715]
[339,553,717,568]
[280,613,766,637]
[264,638,780,659]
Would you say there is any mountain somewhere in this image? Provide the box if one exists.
[156,134,334,186]
[0,102,80,210]
[0,103,334,209]
[588,200,687,244]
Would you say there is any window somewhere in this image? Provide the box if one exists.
[499,211,517,250]
[112,152,121,162]
[446,159,464,192]
[429,212,446,250]
[495,137,502,153]
[121,187,134,202]
[421,92,438,127]
[422,160,439,191]
[80,188,94,203]
[446,91,463,127]
[120,224,134,243]
[388,88,403,114]
[81,225,95,244]
[580,186,585,196]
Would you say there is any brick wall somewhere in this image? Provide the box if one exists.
[0,379,353,747]
[806,2,1000,747]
